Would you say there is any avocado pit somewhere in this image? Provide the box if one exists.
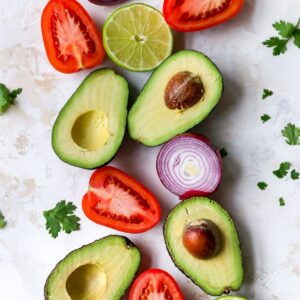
[182,219,220,259]
[66,263,107,300]
[71,110,110,151]
[164,71,204,110]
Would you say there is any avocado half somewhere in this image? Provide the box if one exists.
[44,235,141,300]
[52,69,129,169]
[128,50,223,146]
[164,197,243,296]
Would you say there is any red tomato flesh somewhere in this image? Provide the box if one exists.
[82,166,161,233]
[129,269,184,300]
[163,0,244,32]
[41,0,105,73]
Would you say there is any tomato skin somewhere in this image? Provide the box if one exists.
[163,0,244,32]
[82,166,161,233]
[41,0,105,73]
[129,269,185,300]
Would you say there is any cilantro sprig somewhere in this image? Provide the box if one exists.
[43,200,80,238]
[0,211,7,229]
[263,18,300,55]
[273,162,291,178]
[261,114,271,123]
[282,123,300,145]
[257,182,268,190]
[262,89,273,99]
[0,83,22,115]
[279,197,286,206]
[291,169,300,180]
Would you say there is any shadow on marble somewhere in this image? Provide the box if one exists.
[173,30,185,54]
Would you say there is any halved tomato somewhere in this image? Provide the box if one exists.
[129,269,184,300]
[82,166,161,233]
[41,0,105,73]
[163,0,244,32]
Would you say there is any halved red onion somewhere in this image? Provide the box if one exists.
[156,133,222,200]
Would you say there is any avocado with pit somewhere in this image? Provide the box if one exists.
[52,69,129,169]
[128,50,223,146]
[44,235,141,300]
[164,197,243,296]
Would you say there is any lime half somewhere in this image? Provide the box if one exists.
[103,3,173,71]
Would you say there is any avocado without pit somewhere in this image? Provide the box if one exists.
[52,69,129,169]
[164,197,244,296]
[44,235,141,300]
[128,50,223,146]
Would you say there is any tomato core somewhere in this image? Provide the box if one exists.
[82,167,161,233]
[138,280,174,299]
[41,0,105,73]
[51,8,96,66]
[163,0,244,32]
[92,176,152,224]
[129,269,184,300]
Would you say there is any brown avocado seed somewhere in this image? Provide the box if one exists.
[164,71,204,110]
[182,219,221,259]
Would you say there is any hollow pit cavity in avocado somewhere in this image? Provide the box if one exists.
[66,264,107,300]
[71,110,110,151]
[51,69,129,169]
[45,236,141,300]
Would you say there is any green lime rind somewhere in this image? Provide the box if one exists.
[103,3,173,72]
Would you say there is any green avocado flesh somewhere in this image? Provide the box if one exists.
[216,297,247,300]
[128,50,223,146]
[45,235,141,300]
[164,197,243,296]
[52,69,129,169]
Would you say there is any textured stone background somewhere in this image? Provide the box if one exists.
[0,0,300,299]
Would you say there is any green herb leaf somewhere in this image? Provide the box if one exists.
[220,148,228,159]
[261,114,271,123]
[0,83,22,115]
[263,18,300,55]
[263,37,288,55]
[291,169,300,180]
[262,89,273,99]
[257,182,268,190]
[273,20,295,38]
[43,200,80,238]
[293,29,300,48]
[9,88,22,100]
[279,197,286,206]
[273,162,291,178]
[0,211,7,229]
[281,123,300,145]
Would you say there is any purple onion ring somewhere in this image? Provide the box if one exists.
[156,133,222,200]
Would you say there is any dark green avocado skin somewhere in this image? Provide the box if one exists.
[44,235,141,300]
[127,49,224,147]
[163,199,244,296]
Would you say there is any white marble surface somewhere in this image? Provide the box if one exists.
[1,0,300,299]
